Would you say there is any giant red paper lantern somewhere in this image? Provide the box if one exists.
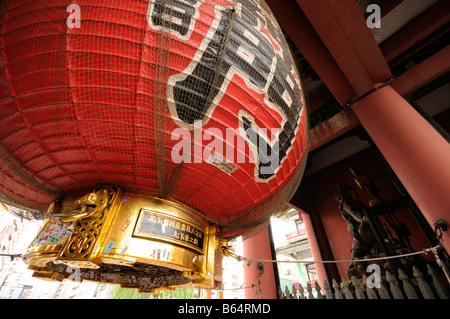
[0,0,307,238]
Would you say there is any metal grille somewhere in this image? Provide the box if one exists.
[0,0,308,238]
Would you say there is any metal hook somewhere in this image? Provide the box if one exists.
[257,262,264,276]
[434,219,448,242]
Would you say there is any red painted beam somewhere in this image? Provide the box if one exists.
[378,0,406,18]
[310,47,449,151]
[391,46,450,96]
[350,85,450,249]
[309,108,360,151]
[266,0,355,105]
[296,0,392,96]
[270,0,446,153]
[380,1,450,62]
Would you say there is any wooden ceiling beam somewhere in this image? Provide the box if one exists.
[296,0,392,96]
[266,0,356,105]
[380,0,450,62]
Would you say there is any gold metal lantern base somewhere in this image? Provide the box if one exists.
[22,186,224,293]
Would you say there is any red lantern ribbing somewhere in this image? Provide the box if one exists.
[0,0,307,238]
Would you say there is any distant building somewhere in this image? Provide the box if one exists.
[272,209,318,295]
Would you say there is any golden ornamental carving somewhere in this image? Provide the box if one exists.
[58,188,110,223]
[56,187,117,268]
[23,187,222,291]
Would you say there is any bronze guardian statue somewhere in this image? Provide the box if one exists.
[335,183,379,258]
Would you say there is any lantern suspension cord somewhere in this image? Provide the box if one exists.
[222,245,439,265]
[340,76,397,110]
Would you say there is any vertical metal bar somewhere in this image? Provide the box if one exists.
[362,206,401,272]
[361,127,450,271]
[360,127,440,247]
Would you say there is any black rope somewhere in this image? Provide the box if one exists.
[340,76,397,111]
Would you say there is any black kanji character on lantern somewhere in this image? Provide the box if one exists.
[149,0,198,39]
[167,1,303,180]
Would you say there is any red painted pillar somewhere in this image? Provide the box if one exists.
[243,226,278,299]
[351,85,450,250]
[299,211,328,285]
